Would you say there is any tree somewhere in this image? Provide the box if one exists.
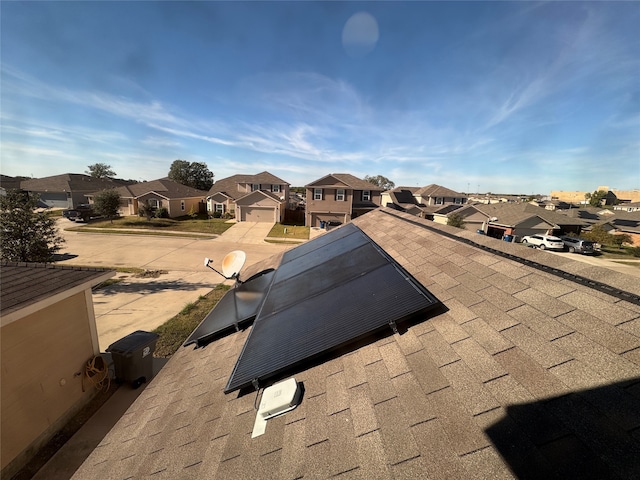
[86,163,116,178]
[138,199,154,221]
[364,174,395,191]
[447,213,466,229]
[0,190,64,262]
[610,233,632,249]
[168,160,214,191]
[587,190,608,207]
[92,189,121,223]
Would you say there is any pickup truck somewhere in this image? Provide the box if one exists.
[62,204,95,222]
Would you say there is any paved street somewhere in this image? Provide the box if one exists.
[56,220,293,350]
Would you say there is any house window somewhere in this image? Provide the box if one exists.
[314,188,323,200]
[362,190,371,201]
[252,184,260,192]
[454,197,464,205]
[215,203,224,213]
[272,184,280,193]
[149,199,160,208]
[435,197,444,205]
[336,189,345,201]
[181,200,185,211]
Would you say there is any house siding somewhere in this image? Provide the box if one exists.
[305,188,353,227]
[1,291,97,477]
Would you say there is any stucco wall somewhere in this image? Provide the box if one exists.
[1,291,97,476]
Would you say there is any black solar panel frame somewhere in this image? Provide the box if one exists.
[279,222,361,264]
[224,226,440,393]
[183,270,276,347]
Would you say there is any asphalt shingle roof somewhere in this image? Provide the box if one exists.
[416,184,466,198]
[73,208,640,480]
[306,174,384,191]
[0,262,113,318]
[114,178,208,199]
[20,174,130,193]
[208,172,289,199]
[474,203,585,227]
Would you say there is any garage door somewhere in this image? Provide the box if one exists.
[310,213,344,228]
[241,207,275,222]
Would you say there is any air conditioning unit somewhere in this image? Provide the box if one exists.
[252,378,302,437]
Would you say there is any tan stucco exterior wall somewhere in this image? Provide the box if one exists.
[551,189,640,203]
[1,291,97,475]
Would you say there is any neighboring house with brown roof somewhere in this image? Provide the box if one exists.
[92,178,208,219]
[472,203,585,240]
[555,207,640,246]
[1,262,113,479]
[73,208,640,480]
[414,184,468,207]
[19,174,131,209]
[206,172,290,223]
[305,173,383,227]
[0,174,23,196]
[383,184,468,220]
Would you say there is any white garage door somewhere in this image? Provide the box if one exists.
[241,207,275,222]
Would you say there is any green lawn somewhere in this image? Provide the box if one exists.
[267,224,310,240]
[153,284,230,357]
[66,215,234,235]
[598,245,640,260]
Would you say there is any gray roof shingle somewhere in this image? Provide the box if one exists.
[73,208,640,480]
[1,262,113,318]
[113,178,208,199]
[207,172,289,199]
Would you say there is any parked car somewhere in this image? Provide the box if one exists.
[561,236,595,254]
[521,234,565,251]
[62,204,94,222]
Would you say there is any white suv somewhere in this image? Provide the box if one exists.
[521,234,565,251]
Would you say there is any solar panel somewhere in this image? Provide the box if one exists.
[224,225,440,393]
[183,270,275,348]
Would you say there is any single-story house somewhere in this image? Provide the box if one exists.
[471,203,585,240]
[73,208,640,480]
[614,202,640,213]
[206,172,290,223]
[555,207,640,246]
[94,178,208,219]
[0,174,23,196]
[19,174,131,209]
[1,262,113,479]
[305,173,383,227]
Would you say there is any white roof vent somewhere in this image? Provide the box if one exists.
[252,378,302,438]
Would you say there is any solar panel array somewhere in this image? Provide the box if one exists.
[183,270,275,347]
[224,223,439,393]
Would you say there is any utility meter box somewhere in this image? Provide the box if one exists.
[106,330,159,388]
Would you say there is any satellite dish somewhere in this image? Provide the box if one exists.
[221,250,246,278]
[204,258,211,267]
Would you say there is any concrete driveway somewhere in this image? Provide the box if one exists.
[55,220,292,350]
[218,221,276,244]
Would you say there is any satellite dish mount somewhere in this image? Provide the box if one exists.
[204,250,247,284]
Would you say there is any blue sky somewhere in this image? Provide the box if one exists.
[2,1,638,194]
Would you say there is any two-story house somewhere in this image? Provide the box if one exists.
[206,172,290,222]
[382,184,467,220]
[305,173,383,227]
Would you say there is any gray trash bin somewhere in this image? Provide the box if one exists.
[106,330,159,388]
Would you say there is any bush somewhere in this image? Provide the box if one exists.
[155,207,169,218]
[212,211,222,218]
[632,247,640,258]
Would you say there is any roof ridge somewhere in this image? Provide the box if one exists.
[378,209,640,305]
